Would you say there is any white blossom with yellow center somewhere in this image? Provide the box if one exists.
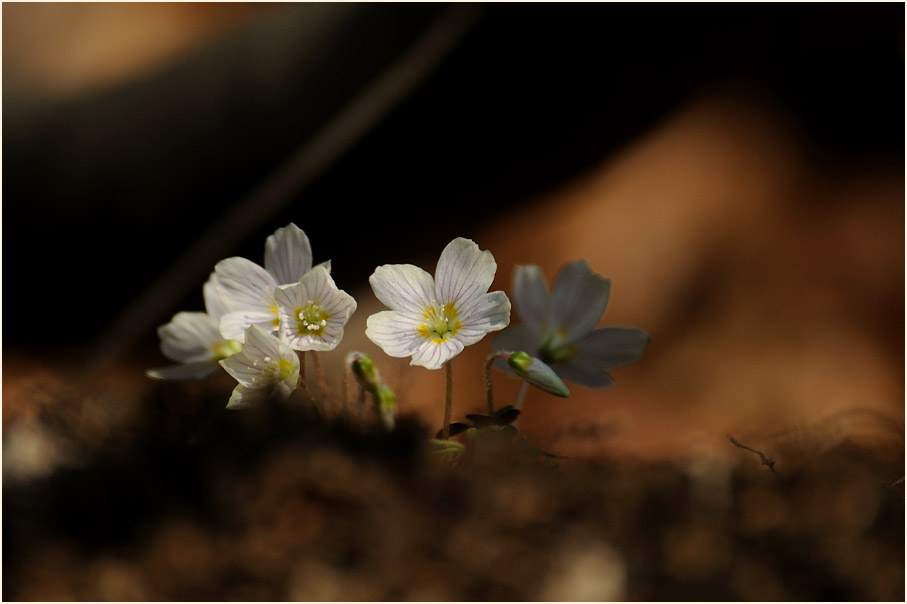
[366,237,511,370]
[274,266,357,351]
[219,325,300,409]
[214,223,331,342]
[147,273,243,381]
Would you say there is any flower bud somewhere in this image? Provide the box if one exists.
[508,351,570,398]
[374,385,396,431]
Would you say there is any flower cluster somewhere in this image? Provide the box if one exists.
[147,223,356,408]
[148,228,648,446]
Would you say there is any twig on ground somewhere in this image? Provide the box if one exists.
[726,434,778,476]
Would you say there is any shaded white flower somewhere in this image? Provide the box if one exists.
[215,223,330,341]
[147,274,242,380]
[274,265,357,351]
[493,261,648,388]
[366,237,511,370]
[219,325,300,409]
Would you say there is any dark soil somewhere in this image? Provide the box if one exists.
[3,380,903,601]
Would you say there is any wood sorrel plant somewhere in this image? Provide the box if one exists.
[147,223,355,409]
[147,228,648,457]
[365,237,511,440]
[493,260,649,407]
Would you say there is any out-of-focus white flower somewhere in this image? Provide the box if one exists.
[494,261,647,388]
[274,266,357,351]
[147,274,242,380]
[219,325,300,409]
[366,237,511,370]
[215,223,330,342]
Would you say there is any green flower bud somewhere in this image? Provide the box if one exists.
[374,385,396,431]
[508,351,570,398]
[350,354,380,392]
[348,352,396,431]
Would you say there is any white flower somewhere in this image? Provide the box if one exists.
[147,274,243,380]
[493,261,648,388]
[215,223,330,342]
[366,237,511,370]
[274,265,357,351]
[219,325,300,409]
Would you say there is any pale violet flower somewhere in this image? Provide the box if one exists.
[366,237,511,370]
[493,261,648,388]
[147,274,243,380]
[215,223,330,342]
[274,265,357,351]
[219,325,300,409]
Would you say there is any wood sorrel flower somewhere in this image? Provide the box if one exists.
[215,223,330,342]
[219,325,300,409]
[273,265,357,351]
[147,274,243,380]
[366,237,511,370]
[493,261,648,388]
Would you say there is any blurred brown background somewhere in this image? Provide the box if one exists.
[3,3,904,600]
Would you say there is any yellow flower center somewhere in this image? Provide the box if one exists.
[276,358,296,381]
[418,302,461,343]
[539,328,577,364]
[296,301,329,337]
[211,339,243,360]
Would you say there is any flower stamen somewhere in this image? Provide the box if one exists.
[296,301,329,337]
[419,302,461,343]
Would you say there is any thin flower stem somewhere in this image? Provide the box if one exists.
[342,361,350,408]
[311,351,328,400]
[441,361,454,440]
[484,351,511,415]
[514,381,529,411]
[298,350,306,382]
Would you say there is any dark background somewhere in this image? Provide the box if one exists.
[4,2,903,352]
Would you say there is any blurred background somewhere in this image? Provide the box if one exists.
[3,2,904,600]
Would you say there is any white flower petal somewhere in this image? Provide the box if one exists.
[145,360,221,381]
[365,310,425,358]
[158,312,222,363]
[220,310,277,342]
[202,273,230,320]
[214,257,278,313]
[220,353,265,388]
[434,237,497,307]
[455,290,511,346]
[226,384,269,410]
[512,264,549,334]
[410,337,464,370]
[369,264,436,315]
[264,223,314,285]
[315,259,332,274]
[244,323,284,360]
[491,324,538,355]
[553,359,615,389]
[574,327,649,370]
[548,260,611,340]
[274,266,357,351]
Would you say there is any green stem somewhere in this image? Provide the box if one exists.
[441,361,454,440]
